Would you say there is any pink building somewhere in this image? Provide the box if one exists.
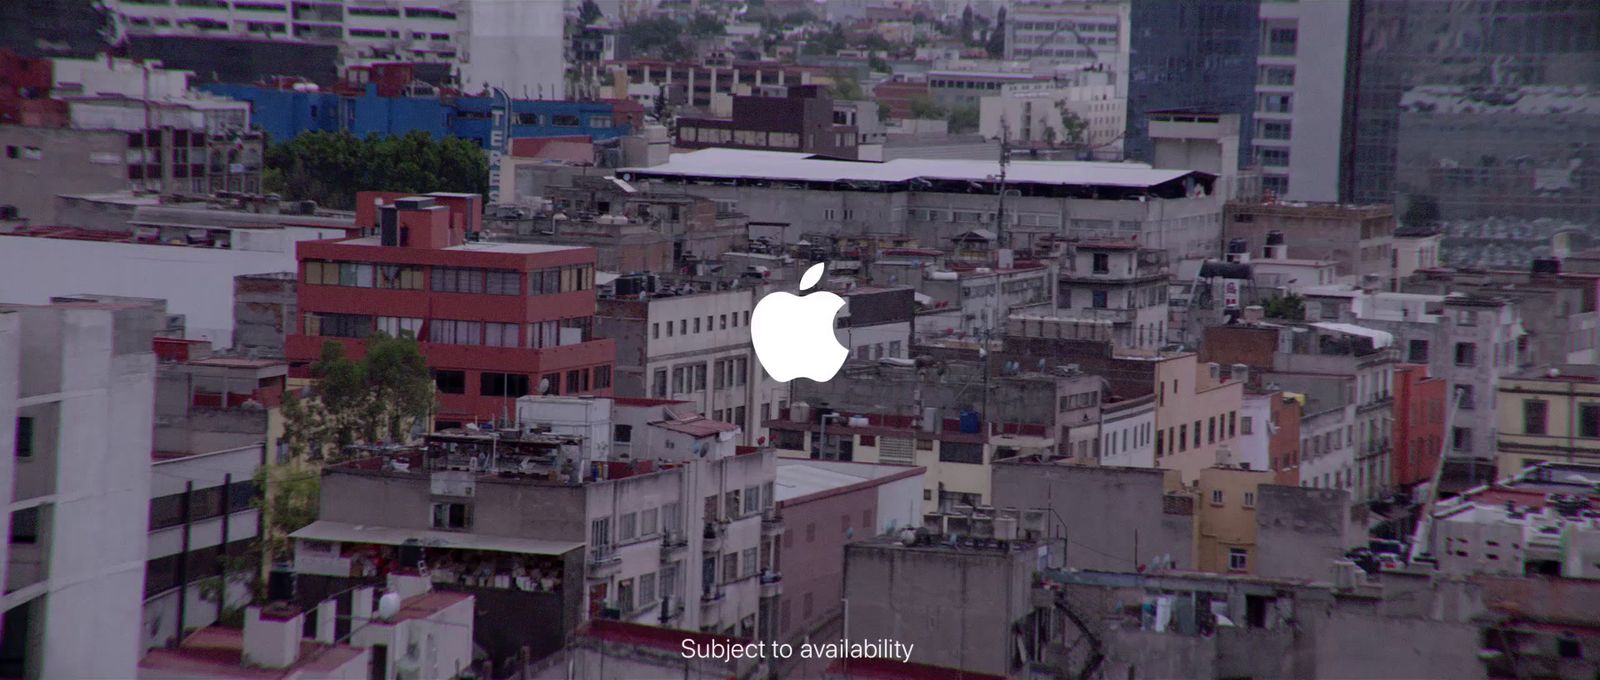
[773,460,923,642]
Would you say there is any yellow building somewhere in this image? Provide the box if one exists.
[1195,465,1273,574]
[1151,353,1247,484]
[1496,366,1600,477]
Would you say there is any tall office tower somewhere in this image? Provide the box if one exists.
[0,303,158,680]
[1253,0,1357,202]
[1348,0,1600,220]
[1124,0,1261,169]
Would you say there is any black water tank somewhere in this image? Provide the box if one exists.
[1265,230,1285,246]
[267,568,296,602]
[1226,238,1249,254]
[398,538,424,569]
[1532,258,1561,275]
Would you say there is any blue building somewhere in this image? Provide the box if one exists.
[1123,0,1260,168]
[200,83,638,148]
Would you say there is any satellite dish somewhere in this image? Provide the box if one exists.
[376,591,402,620]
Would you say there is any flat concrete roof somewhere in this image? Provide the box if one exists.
[291,520,584,556]
[775,459,922,502]
[336,235,581,254]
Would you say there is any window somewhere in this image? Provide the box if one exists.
[652,323,660,339]
[744,486,761,514]
[652,369,667,398]
[1243,491,1256,508]
[485,270,520,295]
[1458,385,1475,410]
[594,365,612,390]
[1454,343,1476,367]
[1408,339,1430,363]
[1581,405,1600,439]
[1211,489,1224,506]
[15,416,33,458]
[428,319,482,345]
[377,316,422,338]
[305,312,372,339]
[1258,94,1292,114]
[1259,148,1290,167]
[1092,253,1109,273]
[432,267,485,293]
[619,512,638,541]
[742,547,757,577]
[480,372,530,397]
[1241,416,1254,435]
[1452,427,1472,452]
[1179,425,1188,452]
[433,369,465,394]
[484,322,518,347]
[9,506,40,544]
[616,578,635,612]
[1091,290,1108,308]
[719,314,727,330]
[431,502,472,530]
[377,264,423,289]
[1260,65,1294,86]
[1259,120,1292,140]
[723,552,739,582]
[939,442,983,464]
[639,572,657,607]
[591,517,611,549]
[694,317,701,334]
[641,507,658,536]
[1228,548,1248,572]
[1265,27,1297,56]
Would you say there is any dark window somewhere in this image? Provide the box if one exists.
[431,502,472,529]
[1092,253,1109,273]
[1581,405,1600,439]
[150,494,184,530]
[1454,342,1476,367]
[594,365,612,390]
[552,114,581,127]
[15,416,33,458]
[432,369,466,394]
[1091,290,1108,308]
[614,424,633,442]
[938,442,984,464]
[189,486,224,521]
[480,372,530,397]
[1407,339,1429,363]
[9,506,39,544]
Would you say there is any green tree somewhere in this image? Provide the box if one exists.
[578,0,602,27]
[1056,106,1088,147]
[688,13,725,37]
[830,70,866,101]
[620,16,685,58]
[1262,294,1306,321]
[263,131,487,210]
[948,104,980,133]
[804,24,848,55]
[909,96,945,120]
[309,332,436,447]
[254,462,321,569]
[985,7,1006,57]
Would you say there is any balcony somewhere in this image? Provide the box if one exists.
[702,522,724,552]
[660,530,688,557]
[761,508,785,537]
[700,585,726,606]
[586,545,621,579]
[657,595,686,624]
[760,570,783,598]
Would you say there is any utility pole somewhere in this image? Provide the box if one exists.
[980,124,1012,435]
[995,122,1012,251]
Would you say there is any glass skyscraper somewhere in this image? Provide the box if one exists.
[1124,0,1262,169]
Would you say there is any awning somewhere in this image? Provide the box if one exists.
[290,520,583,556]
[1310,322,1394,349]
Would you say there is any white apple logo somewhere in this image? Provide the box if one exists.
[751,262,849,383]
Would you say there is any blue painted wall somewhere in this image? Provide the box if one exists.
[201,83,634,147]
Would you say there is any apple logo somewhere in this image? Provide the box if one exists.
[751,262,849,383]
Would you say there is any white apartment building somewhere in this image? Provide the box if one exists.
[978,79,1126,159]
[1056,241,1169,351]
[1,303,157,680]
[1098,395,1157,468]
[292,397,783,653]
[142,444,262,651]
[106,0,565,98]
[1304,287,1523,463]
[1003,1,1130,95]
[596,282,787,446]
[1253,0,1354,201]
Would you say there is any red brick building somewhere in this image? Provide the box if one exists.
[1392,363,1446,489]
[286,191,614,428]
[1268,391,1303,487]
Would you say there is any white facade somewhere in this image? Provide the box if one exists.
[1,304,156,680]
[1099,399,1157,469]
[105,0,566,99]
[1253,0,1353,202]
[979,81,1126,159]
[1297,403,1357,494]
[0,228,341,348]
[635,289,787,446]
[1003,1,1131,98]
[1234,392,1275,474]
[1391,232,1443,290]
[142,444,263,651]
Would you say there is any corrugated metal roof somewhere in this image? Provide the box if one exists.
[621,148,1205,189]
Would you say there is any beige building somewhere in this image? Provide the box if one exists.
[1495,365,1600,476]
[1196,466,1272,574]
[1153,353,1247,484]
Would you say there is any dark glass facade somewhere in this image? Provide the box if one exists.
[1347,0,1600,219]
[1124,0,1262,168]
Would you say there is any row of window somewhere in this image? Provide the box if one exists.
[305,313,592,348]
[144,538,253,598]
[1522,400,1600,438]
[651,310,750,340]
[149,480,257,531]
[304,260,594,296]
[1154,411,1240,457]
[432,366,611,397]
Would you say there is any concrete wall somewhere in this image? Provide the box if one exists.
[0,237,306,348]
[461,0,565,99]
[776,479,877,640]
[1254,485,1354,580]
[992,463,1193,571]
[1254,0,1353,203]
[232,273,296,358]
[842,543,1037,676]
[0,125,127,224]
